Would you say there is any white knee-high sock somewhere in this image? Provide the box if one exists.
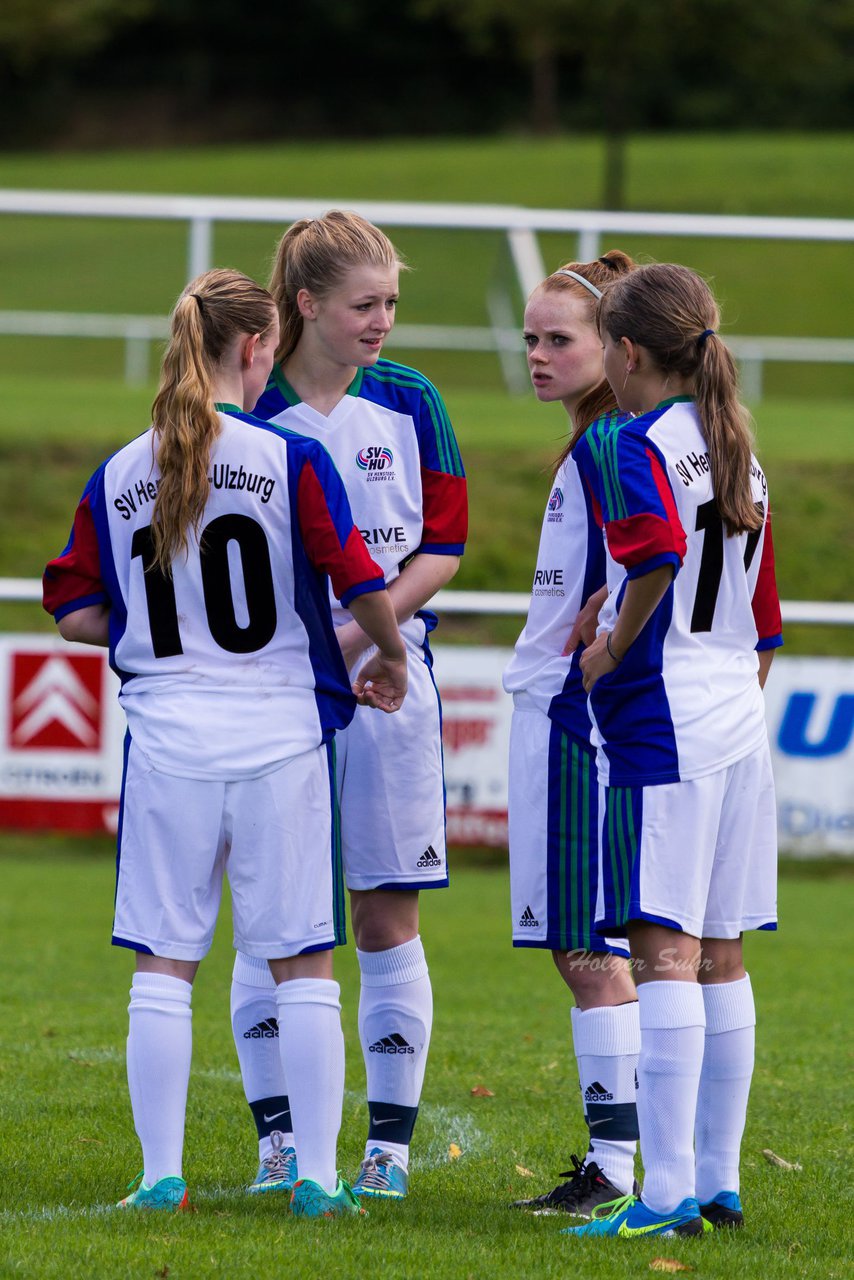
[126,972,193,1186]
[275,978,344,1194]
[694,975,756,1202]
[636,981,706,1214]
[570,1001,640,1194]
[230,953,292,1158]
[358,937,432,1170]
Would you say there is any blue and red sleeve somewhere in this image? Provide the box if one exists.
[753,507,783,650]
[414,380,467,555]
[598,427,686,579]
[43,474,109,621]
[420,468,468,554]
[295,444,385,607]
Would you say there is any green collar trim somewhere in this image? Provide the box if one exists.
[214,402,243,414]
[654,395,694,411]
[272,362,365,406]
[346,367,365,396]
[271,363,301,406]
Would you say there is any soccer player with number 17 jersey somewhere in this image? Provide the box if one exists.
[564,264,782,1243]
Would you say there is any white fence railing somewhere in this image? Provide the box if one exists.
[3,578,853,627]
[2,308,853,399]
[2,190,853,395]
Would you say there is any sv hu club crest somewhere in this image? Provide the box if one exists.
[356,446,394,472]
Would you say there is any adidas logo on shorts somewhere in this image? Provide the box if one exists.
[243,1017,279,1039]
[417,845,442,868]
[518,905,539,928]
[369,1034,415,1055]
[584,1080,614,1102]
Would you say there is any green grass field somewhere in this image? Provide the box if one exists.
[0,836,850,1279]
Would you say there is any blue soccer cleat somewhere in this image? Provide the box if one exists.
[561,1192,711,1238]
[290,1176,365,1218]
[116,1172,189,1211]
[351,1149,409,1199]
[248,1130,298,1194]
[699,1190,744,1228]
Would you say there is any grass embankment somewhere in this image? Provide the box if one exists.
[2,381,851,653]
[0,133,852,397]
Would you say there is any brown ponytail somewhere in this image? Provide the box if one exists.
[598,263,762,535]
[535,249,636,475]
[150,268,276,573]
[268,210,405,363]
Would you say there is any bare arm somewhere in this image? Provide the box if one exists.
[580,566,674,692]
[758,648,775,689]
[347,590,408,713]
[336,552,460,671]
[57,604,110,647]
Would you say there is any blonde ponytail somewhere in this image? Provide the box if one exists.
[150,269,276,573]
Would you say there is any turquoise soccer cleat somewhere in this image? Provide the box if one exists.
[561,1192,711,1238]
[116,1172,189,1211]
[290,1176,365,1218]
[699,1190,744,1228]
[248,1131,298,1194]
[352,1149,409,1199]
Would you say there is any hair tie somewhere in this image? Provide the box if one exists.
[698,328,715,347]
[191,292,205,315]
[555,268,602,300]
[598,255,614,268]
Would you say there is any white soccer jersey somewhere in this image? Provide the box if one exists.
[503,412,623,743]
[253,359,467,642]
[43,407,386,779]
[583,398,783,786]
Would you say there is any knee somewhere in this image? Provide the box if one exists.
[699,956,746,984]
[350,891,419,952]
[354,917,418,951]
[552,949,636,1008]
[699,941,745,985]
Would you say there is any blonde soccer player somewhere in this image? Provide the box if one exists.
[44,269,407,1217]
[228,212,467,1200]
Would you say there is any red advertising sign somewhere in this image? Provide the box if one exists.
[0,636,123,833]
[8,651,104,751]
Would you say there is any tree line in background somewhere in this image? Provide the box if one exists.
[2,0,853,161]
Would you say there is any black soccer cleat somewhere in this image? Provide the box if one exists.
[510,1154,636,1218]
[699,1190,744,1228]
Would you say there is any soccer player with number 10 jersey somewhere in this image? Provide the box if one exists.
[43,269,408,1217]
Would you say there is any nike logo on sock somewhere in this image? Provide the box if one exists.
[371,1116,402,1126]
[263,1110,289,1123]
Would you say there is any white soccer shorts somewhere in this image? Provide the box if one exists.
[337,634,447,891]
[596,740,778,940]
[112,738,344,961]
